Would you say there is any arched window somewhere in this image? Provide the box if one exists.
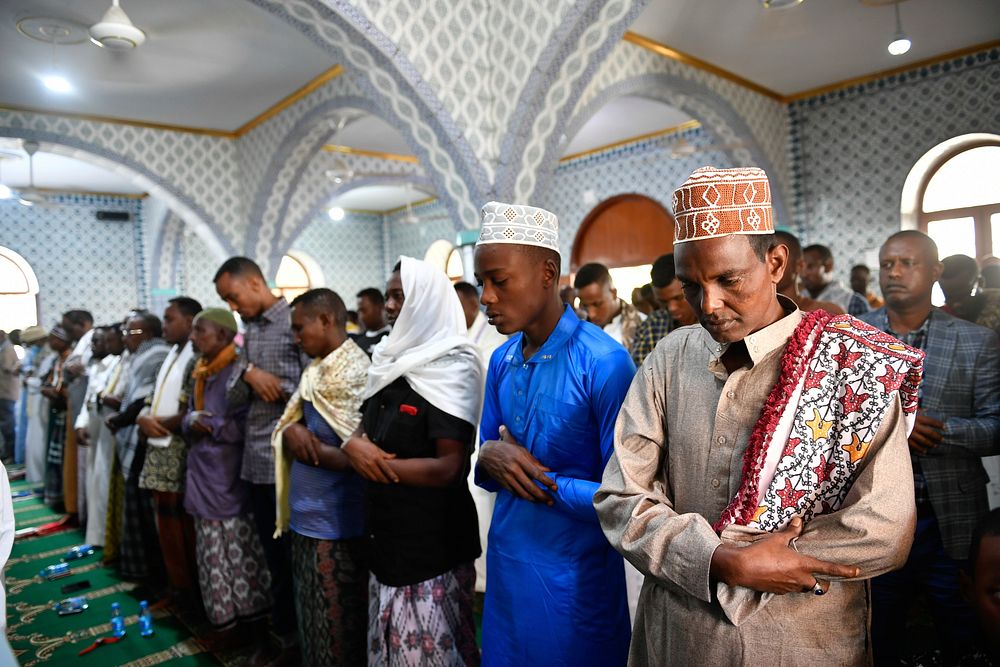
[0,246,40,332]
[918,143,1000,260]
[272,253,322,302]
[424,240,465,282]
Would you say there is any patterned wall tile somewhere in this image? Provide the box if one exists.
[790,48,1000,280]
[361,0,575,181]
[274,150,425,269]
[290,211,387,300]
[384,200,458,266]
[0,196,144,326]
[178,230,230,313]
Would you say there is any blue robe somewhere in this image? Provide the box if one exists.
[477,305,634,667]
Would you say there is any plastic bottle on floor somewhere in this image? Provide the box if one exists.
[110,602,126,637]
[138,600,154,637]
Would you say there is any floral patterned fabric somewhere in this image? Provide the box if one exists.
[368,562,479,667]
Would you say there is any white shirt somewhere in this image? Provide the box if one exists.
[144,341,195,448]
[603,307,646,346]
[467,311,508,366]
[70,329,95,367]
[74,354,120,430]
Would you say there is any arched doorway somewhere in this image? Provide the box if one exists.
[571,193,676,302]
[571,194,675,270]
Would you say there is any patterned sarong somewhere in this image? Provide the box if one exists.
[715,310,924,532]
[118,441,164,582]
[368,562,479,667]
[291,531,369,665]
[194,514,272,627]
[43,408,66,507]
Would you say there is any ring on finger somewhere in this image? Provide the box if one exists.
[812,578,824,596]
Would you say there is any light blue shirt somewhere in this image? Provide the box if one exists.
[289,401,365,540]
[477,305,634,667]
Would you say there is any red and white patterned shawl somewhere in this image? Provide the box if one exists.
[714,309,925,533]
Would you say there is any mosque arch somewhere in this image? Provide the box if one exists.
[0,129,236,261]
[269,169,433,276]
[246,96,430,275]
[244,0,489,234]
[553,73,789,227]
[570,193,675,271]
[0,130,232,310]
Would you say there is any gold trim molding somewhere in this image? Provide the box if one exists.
[0,64,345,139]
[384,195,438,215]
[0,103,236,138]
[623,32,785,101]
[234,65,344,136]
[560,120,701,163]
[321,144,419,163]
[624,31,1000,104]
[783,39,1000,101]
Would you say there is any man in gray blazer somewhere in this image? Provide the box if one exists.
[860,230,1000,664]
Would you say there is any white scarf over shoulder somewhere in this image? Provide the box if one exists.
[363,256,484,426]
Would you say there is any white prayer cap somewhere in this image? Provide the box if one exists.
[476,201,559,255]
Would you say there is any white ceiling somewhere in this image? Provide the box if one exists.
[0,0,996,200]
[0,0,335,131]
[335,115,413,156]
[563,96,693,156]
[630,0,1000,96]
[0,139,142,194]
[332,184,435,213]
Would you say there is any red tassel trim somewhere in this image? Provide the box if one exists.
[712,309,833,532]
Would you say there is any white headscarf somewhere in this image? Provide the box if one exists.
[363,256,484,426]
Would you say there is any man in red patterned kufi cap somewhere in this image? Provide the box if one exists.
[596,166,921,665]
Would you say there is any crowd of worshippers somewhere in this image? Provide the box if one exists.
[2,165,999,667]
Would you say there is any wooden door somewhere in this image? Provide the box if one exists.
[570,194,675,270]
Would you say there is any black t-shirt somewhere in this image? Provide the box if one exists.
[351,329,390,358]
[361,376,481,586]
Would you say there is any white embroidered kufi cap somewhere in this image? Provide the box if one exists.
[476,201,559,254]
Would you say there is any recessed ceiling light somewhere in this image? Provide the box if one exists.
[41,75,73,93]
[328,206,346,221]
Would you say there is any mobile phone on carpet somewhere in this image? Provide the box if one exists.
[60,580,91,594]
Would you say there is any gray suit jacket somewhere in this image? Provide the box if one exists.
[860,307,1000,559]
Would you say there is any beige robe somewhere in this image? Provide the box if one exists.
[595,308,916,666]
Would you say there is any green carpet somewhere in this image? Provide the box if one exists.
[5,476,217,666]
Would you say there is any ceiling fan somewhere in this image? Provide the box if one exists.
[14,141,63,209]
[389,182,441,225]
[16,139,71,208]
[636,135,747,162]
[89,0,146,50]
[665,136,747,159]
[398,197,448,226]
